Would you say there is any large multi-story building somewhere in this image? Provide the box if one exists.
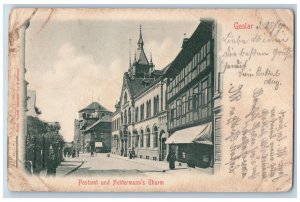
[74,102,112,152]
[111,26,169,161]
[81,115,112,153]
[164,19,222,171]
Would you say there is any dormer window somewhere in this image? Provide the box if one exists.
[124,92,128,104]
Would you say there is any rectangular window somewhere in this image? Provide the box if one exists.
[149,100,151,118]
[203,59,207,68]
[180,80,184,89]
[193,56,196,68]
[140,104,144,121]
[146,100,151,119]
[189,88,193,96]
[176,99,181,122]
[207,40,211,53]
[181,95,186,115]
[192,94,198,110]
[197,64,201,74]
[198,50,202,62]
[200,62,204,72]
[153,97,156,116]
[170,103,175,122]
[135,107,139,122]
[207,53,210,67]
[202,79,209,105]
[185,75,188,85]
[192,68,198,80]
[188,96,193,112]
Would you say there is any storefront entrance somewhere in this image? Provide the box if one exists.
[177,144,213,168]
[160,131,167,161]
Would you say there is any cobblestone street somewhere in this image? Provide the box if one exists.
[52,153,213,177]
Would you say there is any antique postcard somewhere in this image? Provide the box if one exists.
[7,8,294,192]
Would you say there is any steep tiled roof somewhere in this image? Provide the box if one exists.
[79,102,111,113]
[136,48,149,65]
[126,76,154,97]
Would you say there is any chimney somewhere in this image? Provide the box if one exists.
[181,33,189,49]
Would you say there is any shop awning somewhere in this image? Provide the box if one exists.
[95,142,103,147]
[166,122,212,145]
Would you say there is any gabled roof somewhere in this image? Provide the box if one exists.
[83,115,112,132]
[79,102,111,113]
[125,74,155,97]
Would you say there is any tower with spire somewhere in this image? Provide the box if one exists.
[128,25,154,78]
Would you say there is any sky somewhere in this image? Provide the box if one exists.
[25,9,200,142]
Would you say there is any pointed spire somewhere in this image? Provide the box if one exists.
[137,24,144,47]
[150,52,153,63]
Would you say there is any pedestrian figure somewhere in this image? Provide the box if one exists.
[77,149,79,157]
[63,148,67,158]
[131,148,135,159]
[128,149,132,159]
[167,150,176,170]
[72,148,76,158]
[47,144,57,177]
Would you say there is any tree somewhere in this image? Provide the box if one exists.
[26,116,65,175]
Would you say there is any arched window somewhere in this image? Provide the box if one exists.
[140,129,144,147]
[135,131,139,147]
[124,110,127,124]
[116,136,119,149]
[153,125,158,148]
[121,112,123,124]
[135,107,139,122]
[156,95,159,113]
[146,127,151,147]
[153,95,160,116]
[128,131,131,148]
[128,107,131,124]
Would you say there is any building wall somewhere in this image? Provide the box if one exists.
[73,119,81,151]
[165,20,221,169]
[83,121,112,153]
[112,79,169,161]
[212,21,222,172]
[111,111,121,154]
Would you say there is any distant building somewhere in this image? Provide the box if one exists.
[81,115,112,153]
[164,19,222,171]
[111,25,169,161]
[74,119,80,146]
[74,102,112,152]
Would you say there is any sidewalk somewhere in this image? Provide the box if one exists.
[39,157,83,177]
[109,153,214,175]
